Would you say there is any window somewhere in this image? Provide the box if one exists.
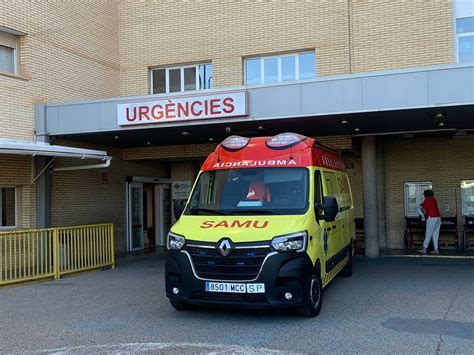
[461,180,474,216]
[0,187,16,228]
[0,45,15,73]
[454,1,474,63]
[185,168,309,216]
[244,51,315,86]
[0,28,21,74]
[151,63,212,94]
[404,182,432,217]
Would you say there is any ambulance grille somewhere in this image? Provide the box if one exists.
[185,245,271,281]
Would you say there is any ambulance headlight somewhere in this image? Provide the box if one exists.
[167,232,186,250]
[271,232,307,252]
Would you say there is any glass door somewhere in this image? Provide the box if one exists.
[128,182,144,251]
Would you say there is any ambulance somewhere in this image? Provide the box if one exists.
[165,133,355,317]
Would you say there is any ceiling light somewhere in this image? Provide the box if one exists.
[340,119,351,125]
[438,122,446,127]
[354,128,361,133]
[209,137,214,142]
[181,131,190,136]
[434,113,445,119]
[146,141,152,145]
[256,125,265,131]
[113,135,120,140]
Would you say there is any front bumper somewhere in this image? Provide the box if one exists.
[165,250,313,309]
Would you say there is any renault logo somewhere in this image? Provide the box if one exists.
[218,239,232,257]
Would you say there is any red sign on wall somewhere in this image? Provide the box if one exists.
[117,91,248,126]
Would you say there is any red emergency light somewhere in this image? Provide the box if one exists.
[220,135,250,151]
[266,132,307,150]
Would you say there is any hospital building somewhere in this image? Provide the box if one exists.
[1,0,474,259]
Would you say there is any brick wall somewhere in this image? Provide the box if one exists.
[51,142,169,253]
[118,0,454,96]
[384,136,474,249]
[0,0,120,141]
[0,155,35,229]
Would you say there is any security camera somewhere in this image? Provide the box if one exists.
[225,126,231,134]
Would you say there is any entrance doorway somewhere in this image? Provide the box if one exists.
[126,177,172,252]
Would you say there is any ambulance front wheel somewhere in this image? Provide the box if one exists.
[296,269,323,318]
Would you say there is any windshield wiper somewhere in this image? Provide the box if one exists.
[229,209,280,215]
[190,208,228,216]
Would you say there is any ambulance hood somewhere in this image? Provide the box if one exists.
[171,214,312,243]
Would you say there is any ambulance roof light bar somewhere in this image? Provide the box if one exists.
[266,132,307,150]
[220,135,250,151]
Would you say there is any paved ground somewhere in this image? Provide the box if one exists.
[0,255,473,354]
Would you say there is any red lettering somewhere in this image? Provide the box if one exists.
[200,221,214,229]
[177,102,189,117]
[125,107,137,122]
[253,221,269,229]
[191,101,203,116]
[165,102,176,119]
[230,220,252,228]
[151,104,163,120]
[204,99,209,115]
[214,220,229,228]
[138,106,150,121]
[209,99,221,115]
[222,97,235,114]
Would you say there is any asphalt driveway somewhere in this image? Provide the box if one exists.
[0,255,473,354]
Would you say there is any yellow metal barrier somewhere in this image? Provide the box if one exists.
[0,224,114,286]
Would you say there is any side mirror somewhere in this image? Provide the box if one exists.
[173,199,186,220]
[322,196,339,222]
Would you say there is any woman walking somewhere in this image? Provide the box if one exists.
[418,189,442,255]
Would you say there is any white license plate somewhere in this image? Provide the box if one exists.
[205,282,265,294]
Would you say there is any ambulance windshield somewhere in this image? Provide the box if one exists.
[185,168,309,216]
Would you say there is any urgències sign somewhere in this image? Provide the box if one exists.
[117,91,247,126]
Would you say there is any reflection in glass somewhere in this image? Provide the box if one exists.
[459,36,474,64]
[184,67,196,91]
[198,64,213,90]
[0,187,15,227]
[299,52,315,80]
[457,17,474,34]
[263,57,278,83]
[169,68,181,92]
[461,180,474,216]
[245,58,261,85]
[152,69,166,94]
[281,56,296,81]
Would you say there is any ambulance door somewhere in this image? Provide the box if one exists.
[322,172,343,257]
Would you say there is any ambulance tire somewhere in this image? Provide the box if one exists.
[340,251,353,278]
[296,268,323,318]
[169,299,193,311]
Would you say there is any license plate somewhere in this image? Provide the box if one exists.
[205,282,265,294]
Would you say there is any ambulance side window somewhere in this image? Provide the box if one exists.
[314,171,323,205]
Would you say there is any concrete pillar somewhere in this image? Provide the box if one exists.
[361,136,379,257]
[376,137,387,250]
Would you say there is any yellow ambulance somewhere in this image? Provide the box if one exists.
[165,133,355,317]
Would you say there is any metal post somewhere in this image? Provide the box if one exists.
[53,229,60,280]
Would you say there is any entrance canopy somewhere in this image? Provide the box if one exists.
[36,63,474,147]
[0,139,110,160]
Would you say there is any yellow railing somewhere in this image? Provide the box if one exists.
[0,224,114,286]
